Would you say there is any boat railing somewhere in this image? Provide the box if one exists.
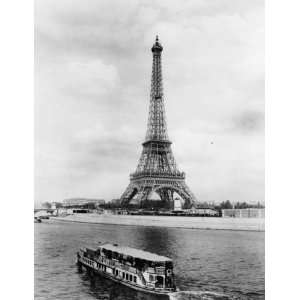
[145,266,165,275]
[147,267,156,274]
[155,266,165,275]
[96,257,139,274]
[116,263,138,274]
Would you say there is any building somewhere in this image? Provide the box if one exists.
[120,36,196,208]
[111,199,121,206]
[173,198,182,211]
[184,207,219,216]
[56,208,75,216]
[50,202,62,209]
[63,198,105,207]
[222,208,265,218]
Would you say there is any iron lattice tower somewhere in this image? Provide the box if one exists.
[120,36,196,208]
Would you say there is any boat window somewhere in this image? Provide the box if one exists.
[133,276,137,283]
[126,273,129,280]
[156,275,164,287]
[129,274,133,282]
[122,272,125,279]
[165,261,173,269]
[149,274,156,282]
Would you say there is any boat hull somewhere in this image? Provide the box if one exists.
[77,257,176,296]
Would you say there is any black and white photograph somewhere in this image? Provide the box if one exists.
[34,0,265,299]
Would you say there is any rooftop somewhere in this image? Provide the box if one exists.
[99,243,172,262]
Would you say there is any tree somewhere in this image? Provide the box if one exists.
[235,202,248,209]
[55,202,63,208]
[220,200,233,209]
[42,202,51,209]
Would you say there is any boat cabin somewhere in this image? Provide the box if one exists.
[79,243,175,291]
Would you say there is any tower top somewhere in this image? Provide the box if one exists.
[151,35,163,53]
[146,35,168,143]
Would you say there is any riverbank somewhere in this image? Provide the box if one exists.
[52,213,264,231]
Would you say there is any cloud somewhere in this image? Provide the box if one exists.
[35,0,264,204]
[233,110,264,133]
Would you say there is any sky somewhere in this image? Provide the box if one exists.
[35,0,264,205]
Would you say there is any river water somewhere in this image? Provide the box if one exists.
[35,220,264,300]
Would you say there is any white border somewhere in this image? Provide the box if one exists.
[266,0,300,299]
[1,0,300,299]
[0,1,34,299]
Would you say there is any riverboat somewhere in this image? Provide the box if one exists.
[76,243,177,295]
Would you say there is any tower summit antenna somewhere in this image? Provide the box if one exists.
[120,37,196,208]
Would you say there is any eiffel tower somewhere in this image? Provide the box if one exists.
[120,36,197,209]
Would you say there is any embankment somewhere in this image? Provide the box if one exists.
[52,213,264,231]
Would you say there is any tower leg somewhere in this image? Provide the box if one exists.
[157,189,173,209]
[120,183,140,207]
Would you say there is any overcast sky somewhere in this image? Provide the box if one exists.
[35,0,264,204]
